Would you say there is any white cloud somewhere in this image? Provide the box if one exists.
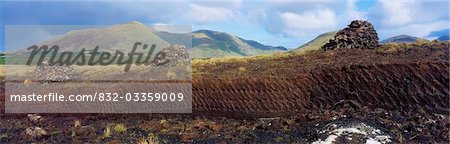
[379,0,416,26]
[153,23,191,33]
[367,0,449,40]
[379,20,449,39]
[345,0,366,21]
[229,0,243,8]
[186,4,235,24]
[280,8,337,37]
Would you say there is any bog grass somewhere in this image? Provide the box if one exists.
[0,41,447,79]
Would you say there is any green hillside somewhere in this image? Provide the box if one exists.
[293,31,337,52]
[190,30,287,58]
[380,34,429,44]
[156,31,192,48]
[13,22,288,59]
[39,21,170,55]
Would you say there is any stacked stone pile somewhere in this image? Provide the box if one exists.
[33,62,78,82]
[322,20,379,50]
[152,45,191,67]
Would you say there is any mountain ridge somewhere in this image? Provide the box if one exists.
[436,35,450,41]
[380,34,428,44]
[187,29,287,58]
[292,31,337,52]
[13,21,288,59]
[30,21,170,56]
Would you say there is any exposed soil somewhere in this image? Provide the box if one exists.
[193,43,449,117]
[0,42,449,143]
[0,104,448,143]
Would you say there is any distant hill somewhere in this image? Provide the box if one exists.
[189,30,287,58]
[14,21,286,59]
[292,31,337,52]
[35,21,170,55]
[436,35,450,41]
[380,34,428,44]
[156,31,192,48]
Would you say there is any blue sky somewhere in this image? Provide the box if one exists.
[0,0,449,50]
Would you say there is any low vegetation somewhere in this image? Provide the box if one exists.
[192,41,449,78]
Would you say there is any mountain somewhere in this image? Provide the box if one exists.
[31,21,170,55]
[157,30,288,58]
[292,31,337,52]
[16,21,286,59]
[436,35,450,41]
[156,31,192,48]
[189,30,287,58]
[380,34,427,44]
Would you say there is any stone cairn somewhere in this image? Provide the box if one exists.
[152,45,191,67]
[322,20,379,50]
[33,62,78,82]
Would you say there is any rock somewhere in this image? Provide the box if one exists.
[23,79,32,84]
[332,100,362,110]
[237,126,248,132]
[206,122,222,132]
[151,45,190,67]
[25,127,47,138]
[72,125,95,138]
[322,20,379,50]
[74,120,81,127]
[193,121,207,130]
[32,62,78,82]
[255,117,282,130]
[27,114,43,122]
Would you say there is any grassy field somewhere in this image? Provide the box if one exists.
[0,57,4,65]
[1,41,448,79]
[192,41,449,78]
